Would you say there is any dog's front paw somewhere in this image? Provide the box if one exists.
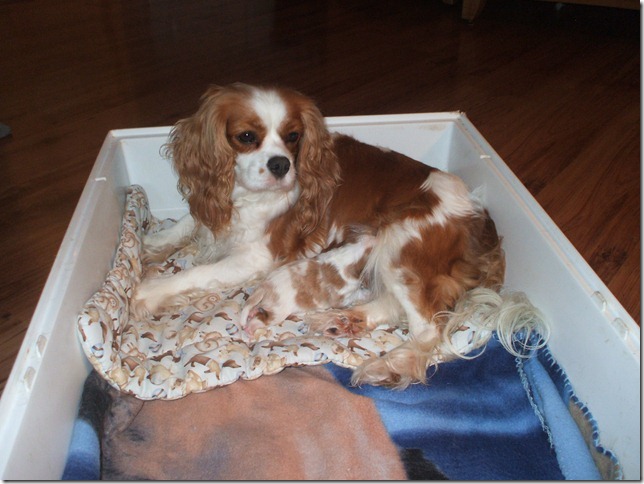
[130,277,191,319]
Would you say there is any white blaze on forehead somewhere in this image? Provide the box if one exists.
[421,170,475,225]
[250,88,288,134]
[233,88,295,192]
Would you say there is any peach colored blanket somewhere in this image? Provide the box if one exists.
[101,366,411,480]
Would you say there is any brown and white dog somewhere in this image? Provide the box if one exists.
[132,83,541,387]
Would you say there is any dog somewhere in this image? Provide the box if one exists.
[132,83,542,387]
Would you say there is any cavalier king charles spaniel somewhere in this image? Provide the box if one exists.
[132,83,544,387]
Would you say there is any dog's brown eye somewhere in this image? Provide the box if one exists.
[285,132,300,143]
[237,131,258,145]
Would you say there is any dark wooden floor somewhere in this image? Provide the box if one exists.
[0,0,639,394]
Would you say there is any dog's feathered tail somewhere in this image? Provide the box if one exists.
[437,287,550,360]
[351,287,549,389]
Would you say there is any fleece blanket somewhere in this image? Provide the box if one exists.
[63,338,621,480]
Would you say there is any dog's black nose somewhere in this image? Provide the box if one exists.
[267,156,290,179]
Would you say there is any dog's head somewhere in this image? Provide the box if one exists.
[165,83,340,236]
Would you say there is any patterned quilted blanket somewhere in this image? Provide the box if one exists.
[77,185,485,400]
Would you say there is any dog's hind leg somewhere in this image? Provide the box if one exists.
[348,214,506,388]
[345,271,451,389]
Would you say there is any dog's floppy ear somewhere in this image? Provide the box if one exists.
[294,97,342,239]
[267,91,342,259]
[163,85,236,236]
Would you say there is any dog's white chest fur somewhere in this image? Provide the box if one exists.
[193,184,300,265]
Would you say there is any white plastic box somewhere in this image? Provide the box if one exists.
[0,113,639,480]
